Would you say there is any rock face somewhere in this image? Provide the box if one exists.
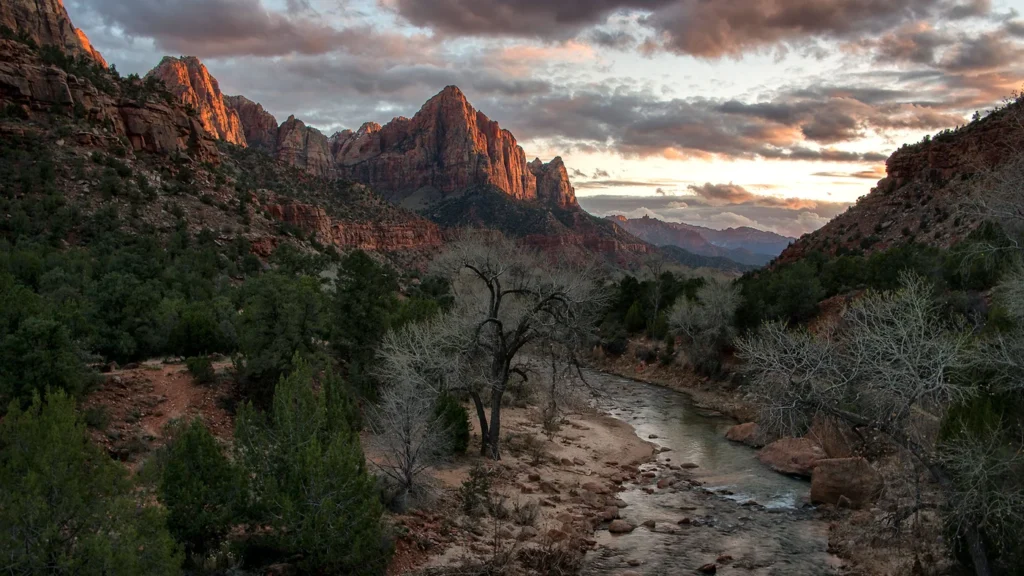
[811,457,883,508]
[0,39,218,163]
[147,56,246,146]
[326,86,578,208]
[757,437,827,477]
[276,116,333,178]
[725,423,764,448]
[264,201,443,251]
[777,103,1024,266]
[224,94,278,151]
[0,0,106,66]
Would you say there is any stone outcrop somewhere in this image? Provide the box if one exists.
[777,102,1024,266]
[0,0,106,66]
[276,116,333,178]
[757,437,827,477]
[324,86,578,208]
[0,39,218,163]
[811,457,883,508]
[264,201,443,251]
[725,423,765,448]
[224,94,278,151]
[147,56,246,145]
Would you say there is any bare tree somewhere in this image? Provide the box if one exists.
[735,273,993,574]
[669,278,741,371]
[427,233,609,459]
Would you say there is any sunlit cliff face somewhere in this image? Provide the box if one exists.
[66,0,1024,236]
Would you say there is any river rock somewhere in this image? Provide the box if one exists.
[608,519,635,534]
[757,437,827,477]
[699,563,718,574]
[811,457,883,508]
[725,422,765,448]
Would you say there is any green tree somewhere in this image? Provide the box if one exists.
[0,391,181,575]
[159,420,240,558]
[332,250,398,393]
[234,356,389,574]
[236,273,326,405]
[624,300,646,333]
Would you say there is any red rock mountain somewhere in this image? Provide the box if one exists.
[0,0,106,67]
[223,94,278,151]
[276,115,333,178]
[777,102,1024,265]
[329,86,577,209]
[147,56,246,145]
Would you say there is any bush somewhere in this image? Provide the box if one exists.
[235,356,389,574]
[624,301,646,333]
[186,356,215,385]
[459,463,494,517]
[160,420,240,558]
[0,391,182,575]
[435,394,470,454]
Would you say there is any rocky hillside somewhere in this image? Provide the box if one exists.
[777,100,1024,265]
[0,0,106,66]
[146,56,246,145]
[611,215,792,266]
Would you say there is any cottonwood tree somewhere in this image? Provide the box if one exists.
[735,273,994,574]
[669,278,741,373]
[381,233,607,460]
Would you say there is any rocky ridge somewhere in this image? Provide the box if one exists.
[777,101,1024,264]
[0,0,106,66]
[611,215,793,267]
[147,56,246,145]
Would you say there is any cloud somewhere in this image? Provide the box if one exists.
[813,166,887,179]
[578,193,852,237]
[593,169,611,178]
[687,182,823,210]
[570,168,588,178]
[72,0,435,59]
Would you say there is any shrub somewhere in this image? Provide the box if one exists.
[435,393,470,454]
[186,356,215,385]
[0,391,182,575]
[235,356,389,574]
[459,463,494,517]
[160,420,240,558]
[624,301,646,333]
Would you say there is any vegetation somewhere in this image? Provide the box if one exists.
[0,391,182,575]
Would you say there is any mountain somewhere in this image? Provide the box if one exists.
[610,215,793,266]
[658,245,758,274]
[328,86,577,209]
[223,94,278,151]
[777,101,1024,265]
[0,0,106,67]
[147,56,246,145]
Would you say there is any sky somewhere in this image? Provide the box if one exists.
[65,0,1024,238]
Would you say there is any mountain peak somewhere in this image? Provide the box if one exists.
[148,56,246,145]
[1,0,106,66]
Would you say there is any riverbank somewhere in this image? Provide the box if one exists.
[382,400,660,574]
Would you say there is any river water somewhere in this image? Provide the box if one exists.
[582,371,841,575]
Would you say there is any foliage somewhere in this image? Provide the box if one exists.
[459,463,494,517]
[235,273,326,406]
[159,420,241,558]
[234,356,389,574]
[186,355,215,385]
[669,278,741,374]
[435,393,471,454]
[0,391,182,575]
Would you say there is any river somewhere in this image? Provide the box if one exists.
[582,371,841,575]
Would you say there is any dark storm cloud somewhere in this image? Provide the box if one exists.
[940,31,1023,71]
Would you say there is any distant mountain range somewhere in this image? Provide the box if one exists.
[608,215,795,266]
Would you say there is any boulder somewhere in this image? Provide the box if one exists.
[725,422,765,448]
[757,437,827,477]
[806,415,861,458]
[811,457,883,508]
[608,519,635,534]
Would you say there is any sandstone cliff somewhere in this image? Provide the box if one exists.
[776,103,1024,265]
[224,94,278,151]
[0,0,106,67]
[276,115,333,178]
[329,86,577,209]
[265,201,443,252]
[147,56,246,146]
[0,39,218,163]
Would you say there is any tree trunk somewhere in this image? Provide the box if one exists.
[469,391,489,457]
[487,390,502,460]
